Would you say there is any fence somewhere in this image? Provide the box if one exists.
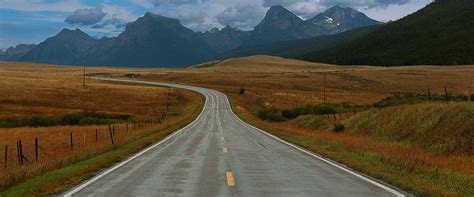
[1,114,166,172]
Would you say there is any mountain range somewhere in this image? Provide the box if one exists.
[295,0,474,66]
[4,5,381,68]
[222,0,474,66]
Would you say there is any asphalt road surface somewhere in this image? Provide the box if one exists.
[64,78,405,197]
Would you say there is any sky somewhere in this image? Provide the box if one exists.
[0,0,432,50]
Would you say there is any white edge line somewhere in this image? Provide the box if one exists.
[66,77,404,197]
[215,91,406,197]
[63,78,209,197]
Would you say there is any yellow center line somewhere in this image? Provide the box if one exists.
[226,171,235,187]
[223,148,228,153]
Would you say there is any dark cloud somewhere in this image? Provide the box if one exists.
[91,18,127,29]
[216,5,265,30]
[65,8,106,25]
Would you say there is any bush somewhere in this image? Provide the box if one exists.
[256,107,284,122]
[239,87,245,95]
[281,104,338,119]
[333,123,345,133]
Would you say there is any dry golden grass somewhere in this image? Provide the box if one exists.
[135,55,474,109]
[0,62,191,120]
[1,56,472,195]
[0,62,203,192]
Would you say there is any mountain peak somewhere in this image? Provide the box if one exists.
[143,12,178,22]
[260,5,302,25]
[266,5,295,17]
[58,28,83,34]
[56,28,91,40]
[308,6,381,33]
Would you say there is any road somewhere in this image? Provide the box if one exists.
[64,78,405,197]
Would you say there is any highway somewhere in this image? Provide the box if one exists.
[64,78,405,197]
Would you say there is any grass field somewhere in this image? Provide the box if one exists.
[134,55,474,196]
[0,62,204,195]
[1,56,473,195]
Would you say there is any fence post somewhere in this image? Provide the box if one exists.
[113,125,115,136]
[16,141,20,164]
[428,88,432,102]
[444,85,449,102]
[70,133,74,151]
[469,84,471,103]
[19,140,23,165]
[95,129,98,142]
[4,145,7,168]
[109,125,115,146]
[35,138,38,162]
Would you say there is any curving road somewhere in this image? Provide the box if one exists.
[64,78,405,197]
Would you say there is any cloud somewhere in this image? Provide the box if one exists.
[65,8,106,25]
[361,0,432,22]
[148,0,430,31]
[216,4,266,30]
[0,0,91,12]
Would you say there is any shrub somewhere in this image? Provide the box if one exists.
[239,87,245,95]
[333,123,345,133]
[256,107,284,122]
[282,104,338,119]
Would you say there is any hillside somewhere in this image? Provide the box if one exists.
[346,103,473,155]
[297,0,474,66]
[220,26,377,59]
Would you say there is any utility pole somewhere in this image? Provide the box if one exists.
[166,87,170,113]
[83,66,86,87]
[323,74,326,102]
[469,81,472,103]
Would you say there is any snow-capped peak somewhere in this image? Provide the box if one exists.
[325,16,334,23]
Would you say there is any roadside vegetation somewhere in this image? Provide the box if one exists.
[0,112,131,128]
[238,98,474,196]
[0,62,205,195]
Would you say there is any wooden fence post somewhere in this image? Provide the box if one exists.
[113,125,115,136]
[428,88,432,102]
[35,138,38,162]
[469,84,471,102]
[109,125,115,146]
[18,140,23,165]
[16,141,20,164]
[70,133,74,151]
[95,129,98,142]
[4,145,7,168]
[444,85,449,102]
